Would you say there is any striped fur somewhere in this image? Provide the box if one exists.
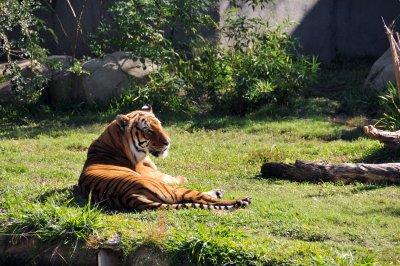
[78,107,252,211]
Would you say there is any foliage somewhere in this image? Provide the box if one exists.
[217,16,319,113]
[93,0,318,115]
[376,83,400,131]
[0,0,50,105]
[90,0,215,59]
[67,60,90,76]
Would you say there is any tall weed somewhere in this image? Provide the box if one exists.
[377,83,400,130]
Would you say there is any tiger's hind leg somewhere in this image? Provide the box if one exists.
[126,192,251,211]
[172,187,251,209]
[122,179,251,211]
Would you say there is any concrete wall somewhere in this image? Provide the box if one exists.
[221,0,400,62]
[39,0,400,62]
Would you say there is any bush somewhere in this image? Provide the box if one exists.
[217,16,318,114]
[90,0,215,59]
[94,0,318,115]
[0,0,50,105]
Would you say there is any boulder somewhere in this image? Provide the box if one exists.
[0,56,72,104]
[364,49,396,89]
[46,52,156,105]
[0,81,13,104]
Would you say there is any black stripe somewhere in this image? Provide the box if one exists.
[127,196,138,207]
[161,183,177,202]
[136,130,147,147]
[179,190,193,202]
[145,188,168,204]
[107,130,117,148]
[150,184,171,202]
[130,130,145,153]
[119,182,141,196]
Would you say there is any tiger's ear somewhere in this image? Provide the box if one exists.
[141,104,152,112]
[116,114,129,131]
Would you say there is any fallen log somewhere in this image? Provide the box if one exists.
[363,125,400,148]
[261,160,400,184]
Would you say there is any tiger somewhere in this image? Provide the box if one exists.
[78,105,252,211]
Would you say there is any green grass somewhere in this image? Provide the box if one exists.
[1,100,399,265]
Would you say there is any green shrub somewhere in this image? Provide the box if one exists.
[217,16,319,114]
[90,0,215,59]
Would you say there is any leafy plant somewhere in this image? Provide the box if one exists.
[67,60,90,76]
[0,0,50,105]
[217,15,319,113]
[376,83,400,131]
[90,0,215,60]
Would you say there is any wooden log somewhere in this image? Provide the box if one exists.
[363,125,400,149]
[261,160,400,184]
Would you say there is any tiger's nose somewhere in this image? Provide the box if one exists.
[163,141,170,146]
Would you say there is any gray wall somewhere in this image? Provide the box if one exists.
[40,0,400,62]
[221,0,400,62]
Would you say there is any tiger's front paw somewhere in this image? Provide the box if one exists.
[176,176,188,184]
[204,189,225,199]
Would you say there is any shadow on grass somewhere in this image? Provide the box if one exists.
[356,145,400,163]
[37,185,89,208]
[172,97,339,132]
[1,97,338,140]
[0,111,112,140]
[361,207,400,217]
[340,126,366,141]
[306,184,387,198]
[36,185,142,214]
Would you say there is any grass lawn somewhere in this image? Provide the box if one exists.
[1,96,399,265]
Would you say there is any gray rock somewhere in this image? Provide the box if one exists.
[0,81,13,104]
[364,49,396,89]
[0,56,73,104]
[47,52,155,105]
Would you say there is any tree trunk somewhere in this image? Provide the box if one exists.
[261,160,400,184]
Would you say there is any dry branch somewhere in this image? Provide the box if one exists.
[261,160,400,185]
[383,20,400,96]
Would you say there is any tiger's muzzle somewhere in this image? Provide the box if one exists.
[150,143,170,158]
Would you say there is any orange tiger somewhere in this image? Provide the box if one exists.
[78,105,252,211]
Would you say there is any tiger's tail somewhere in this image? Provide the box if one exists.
[127,194,252,211]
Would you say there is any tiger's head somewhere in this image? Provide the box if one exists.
[115,105,170,162]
